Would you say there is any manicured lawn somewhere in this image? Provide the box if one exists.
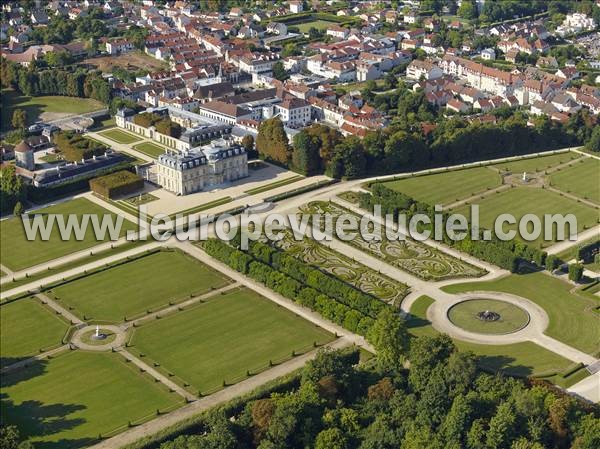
[99,129,142,144]
[452,187,599,248]
[244,175,304,195]
[1,240,150,291]
[296,19,339,33]
[1,297,69,361]
[131,287,334,393]
[49,250,230,322]
[0,351,182,448]
[490,152,580,173]
[447,299,529,334]
[1,89,104,132]
[549,158,600,204]
[408,296,575,379]
[381,167,502,206]
[442,272,600,354]
[0,198,137,272]
[133,142,166,159]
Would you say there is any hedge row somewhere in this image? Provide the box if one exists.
[360,184,547,272]
[53,130,107,162]
[89,169,144,199]
[201,239,379,336]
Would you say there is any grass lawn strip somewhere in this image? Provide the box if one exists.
[47,249,230,322]
[131,287,334,394]
[99,129,142,144]
[452,187,599,248]
[381,166,502,206]
[0,197,137,272]
[132,142,167,159]
[244,175,304,195]
[1,297,70,360]
[549,157,600,204]
[442,272,600,354]
[408,296,578,383]
[490,152,581,173]
[0,351,182,448]
[0,240,150,292]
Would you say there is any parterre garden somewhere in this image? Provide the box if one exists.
[299,201,486,281]
[273,230,409,306]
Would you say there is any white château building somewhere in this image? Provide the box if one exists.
[156,138,248,195]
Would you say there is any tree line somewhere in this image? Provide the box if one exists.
[1,58,111,105]
[255,106,596,181]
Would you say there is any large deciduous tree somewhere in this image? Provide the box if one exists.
[256,117,291,164]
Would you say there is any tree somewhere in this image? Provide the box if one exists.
[11,109,27,130]
[314,428,348,449]
[256,117,291,164]
[585,126,600,152]
[568,263,584,282]
[486,401,517,449]
[272,61,289,81]
[367,308,409,372]
[292,131,322,175]
[13,201,24,219]
[545,254,560,271]
[328,137,366,179]
[0,165,26,216]
[458,0,478,19]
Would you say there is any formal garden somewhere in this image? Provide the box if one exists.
[407,295,588,387]
[442,271,600,355]
[299,201,486,281]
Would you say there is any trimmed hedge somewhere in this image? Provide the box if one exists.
[200,238,382,336]
[89,170,144,199]
[53,130,107,162]
[133,112,181,138]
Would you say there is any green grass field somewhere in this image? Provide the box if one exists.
[132,142,166,159]
[0,351,182,448]
[131,287,334,393]
[99,129,142,144]
[1,297,69,361]
[381,167,502,206]
[0,198,137,271]
[1,89,104,132]
[447,299,529,334]
[408,296,575,379]
[452,187,599,248]
[550,158,600,204]
[296,19,339,32]
[490,152,580,173]
[49,250,230,322]
[442,272,600,354]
